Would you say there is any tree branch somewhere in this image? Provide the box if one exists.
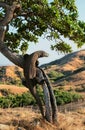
[0,41,23,68]
[0,26,6,41]
[0,2,21,26]
[0,2,23,68]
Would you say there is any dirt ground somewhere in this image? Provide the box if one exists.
[0,107,85,130]
[0,85,85,130]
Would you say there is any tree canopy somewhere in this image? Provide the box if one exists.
[0,0,85,55]
[0,0,85,123]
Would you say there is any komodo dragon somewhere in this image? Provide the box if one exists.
[23,50,49,84]
[23,50,49,117]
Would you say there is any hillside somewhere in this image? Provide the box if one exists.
[0,49,85,94]
[0,107,85,130]
[0,65,23,85]
[43,49,85,90]
[0,50,85,130]
[0,49,85,87]
[42,49,85,69]
[0,84,28,96]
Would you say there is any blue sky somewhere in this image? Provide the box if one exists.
[0,0,85,66]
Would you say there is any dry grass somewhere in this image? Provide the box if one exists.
[58,109,85,130]
[0,50,85,129]
[5,65,23,80]
[0,107,85,130]
[0,107,57,130]
[0,84,28,95]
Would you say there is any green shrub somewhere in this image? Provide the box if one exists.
[0,88,83,108]
[48,71,64,81]
[0,92,36,108]
[54,89,82,105]
[0,97,11,108]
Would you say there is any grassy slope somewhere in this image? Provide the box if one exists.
[0,107,85,130]
[0,49,85,89]
[0,84,28,96]
[0,50,85,129]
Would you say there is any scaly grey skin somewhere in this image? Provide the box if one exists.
[23,50,49,117]
[23,50,49,80]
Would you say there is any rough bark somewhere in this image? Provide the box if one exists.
[0,2,20,26]
[26,79,44,117]
[23,52,49,118]
[42,82,52,123]
[0,41,23,68]
[23,52,57,123]
[40,67,58,123]
[0,2,23,68]
[0,1,57,124]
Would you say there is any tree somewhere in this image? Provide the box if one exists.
[0,0,85,123]
[0,0,85,65]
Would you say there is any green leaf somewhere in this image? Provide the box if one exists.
[1,0,85,53]
[51,42,72,53]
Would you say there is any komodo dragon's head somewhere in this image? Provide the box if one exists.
[23,50,49,79]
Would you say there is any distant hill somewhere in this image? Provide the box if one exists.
[0,65,23,85]
[0,49,85,89]
[41,49,85,69]
[0,50,85,130]
[42,49,85,89]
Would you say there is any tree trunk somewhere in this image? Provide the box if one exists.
[40,68,58,123]
[0,2,57,123]
[0,2,22,68]
[42,82,52,123]
[0,36,58,124]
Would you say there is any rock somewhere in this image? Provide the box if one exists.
[0,124,14,130]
